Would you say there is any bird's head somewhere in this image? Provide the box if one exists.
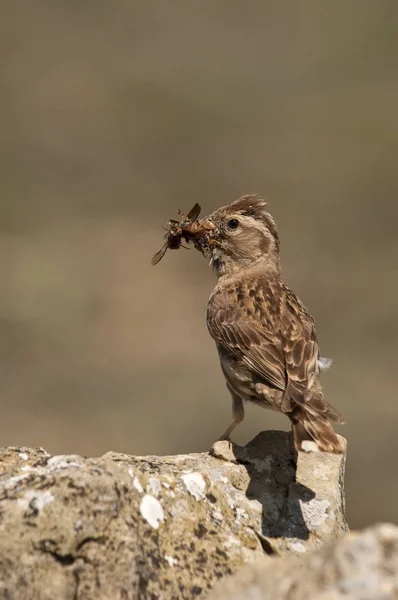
[200,195,280,277]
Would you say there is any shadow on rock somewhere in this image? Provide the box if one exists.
[211,429,347,555]
[231,431,315,544]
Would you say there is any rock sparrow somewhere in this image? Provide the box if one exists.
[203,195,344,453]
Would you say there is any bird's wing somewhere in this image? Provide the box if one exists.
[207,288,324,412]
[281,320,319,409]
[282,311,344,420]
[207,306,286,391]
[279,290,323,412]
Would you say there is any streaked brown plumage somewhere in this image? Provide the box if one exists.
[203,194,344,453]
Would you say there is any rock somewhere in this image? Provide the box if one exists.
[0,431,347,599]
[208,523,398,600]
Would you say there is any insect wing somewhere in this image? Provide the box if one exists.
[186,203,201,222]
[151,243,168,266]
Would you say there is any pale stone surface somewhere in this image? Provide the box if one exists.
[0,431,347,599]
[208,523,398,600]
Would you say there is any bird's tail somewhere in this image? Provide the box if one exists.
[290,402,345,454]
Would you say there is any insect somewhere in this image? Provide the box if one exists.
[151,203,215,266]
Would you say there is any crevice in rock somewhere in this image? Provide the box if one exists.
[38,545,77,566]
[255,532,277,555]
[76,535,107,552]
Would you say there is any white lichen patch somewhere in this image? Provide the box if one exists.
[300,498,330,529]
[133,477,143,493]
[245,527,257,539]
[46,455,84,470]
[74,520,83,532]
[223,535,241,549]
[17,490,54,511]
[181,472,206,501]
[236,507,249,521]
[4,474,30,490]
[227,495,236,509]
[147,477,161,497]
[128,468,144,493]
[19,452,29,460]
[212,508,224,522]
[162,474,174,486]
[164,554,178,567]
[140,494,164,529]
[289,541,307,553]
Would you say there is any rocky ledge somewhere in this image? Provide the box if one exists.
[209,523,398,600]
[0,430,350,599]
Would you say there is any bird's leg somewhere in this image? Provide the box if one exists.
[218,394,244,441]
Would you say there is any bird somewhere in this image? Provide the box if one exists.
[203,194,344,453]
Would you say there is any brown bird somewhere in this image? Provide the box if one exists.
[202,194,344,453]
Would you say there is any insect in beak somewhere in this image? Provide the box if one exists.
[151,203,216,265]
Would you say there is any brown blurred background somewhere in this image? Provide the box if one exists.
[1,1,397,528]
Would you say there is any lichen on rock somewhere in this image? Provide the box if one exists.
[0,431,347,599]
[208,523,398,600]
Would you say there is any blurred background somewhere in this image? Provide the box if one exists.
[1,1,397,528]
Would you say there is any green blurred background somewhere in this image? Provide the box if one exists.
[1,1,397,528]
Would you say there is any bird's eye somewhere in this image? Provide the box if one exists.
[227,218,240,230]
